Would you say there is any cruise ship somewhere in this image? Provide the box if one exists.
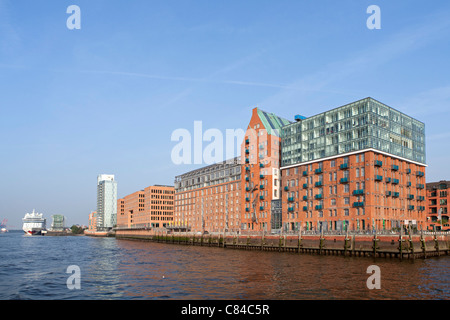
[22,210,47,235]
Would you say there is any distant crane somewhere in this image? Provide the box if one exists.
[0,218,8,232]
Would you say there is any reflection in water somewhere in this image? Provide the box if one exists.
[0,232,448,300]
[115,240,449,300]
[84,238,124,299]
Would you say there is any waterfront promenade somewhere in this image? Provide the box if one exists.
[115,228,449,260]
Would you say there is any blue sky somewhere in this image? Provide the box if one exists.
[1,0,450,228]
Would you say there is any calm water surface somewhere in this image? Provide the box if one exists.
[0,231,448,300]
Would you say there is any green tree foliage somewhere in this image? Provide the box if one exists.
[70,225,84,234]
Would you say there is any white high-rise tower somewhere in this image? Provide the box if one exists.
[96,174,117,231]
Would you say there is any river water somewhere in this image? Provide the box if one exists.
[0,231,448,300]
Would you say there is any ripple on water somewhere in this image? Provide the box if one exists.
[1,233,449,299]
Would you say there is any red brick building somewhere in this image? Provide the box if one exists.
[280,98,427,233]
[173,158,242,233]
[281,150,427,232]
[240,107,291,232]
[117,185,174,229]
[426,181,450,231]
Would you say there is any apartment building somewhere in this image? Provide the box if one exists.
[426,181,450,231]
[280,97,427,232]
[96,174,117,231]
[116,185,174,229]
[241,108,291,232]
[88,211,97,232]
[174,157,241,233]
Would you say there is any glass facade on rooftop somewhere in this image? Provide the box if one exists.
[281,98,425,167]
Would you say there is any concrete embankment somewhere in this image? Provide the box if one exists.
[84,230,115,237]
[43,231,83,236]
[115,228,450,260]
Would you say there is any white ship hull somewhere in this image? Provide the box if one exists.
[23,227,44,236]
[24,230,42,236]
[22,210,46,236]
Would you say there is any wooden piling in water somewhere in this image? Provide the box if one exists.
[372,233,379,258]
[115,228,449,260]
[408,225,415,260]
[298,230,303,253]
[420,229,427,259]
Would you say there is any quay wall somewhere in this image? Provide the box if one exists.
[84,230,114,237]
[43,231,82,236]
[115,228,450,260]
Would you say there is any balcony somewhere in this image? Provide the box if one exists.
[340,163,349,170]
[245,158,249,164]
[340,177,349,184]
[260,206,264,211]
[245,149,249,154]
[407,181,411,187]
[386,191,391,197]
[417,184,424,189]
[407,194,414,200]
[375,160,383,167]
[246,187,250,191]
[284,186,289,191]
[315,205,323,210]
[245,166,250,172]
[375,175,383,181]
[385,177,391,183]
[246,208,250,212]
[408,205,415,210]
[393,192,400,198]
[303,195,308,201]
[315,194,323,200]
[245,197,250,202]
[406,168,411,174]
[417,196,425,201]
[353,189,364,195]
[418,206,425,211]
[303,183,308,189]
[392,179,399,185]
[416,171,424,177]
[259,163,264,168]
[288,207,294,212]
[315,168,323,174]
[260,196,265,200]
[260,174,265,179]
[259,185,265,189]
[392,165,399,171]
[288,197,294,202]
[303,206,308,211]
[245,138,249,144]
[353,202,364,207]
[303,171,308,176]
[245,177,250,181]
[315,181,323,187]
